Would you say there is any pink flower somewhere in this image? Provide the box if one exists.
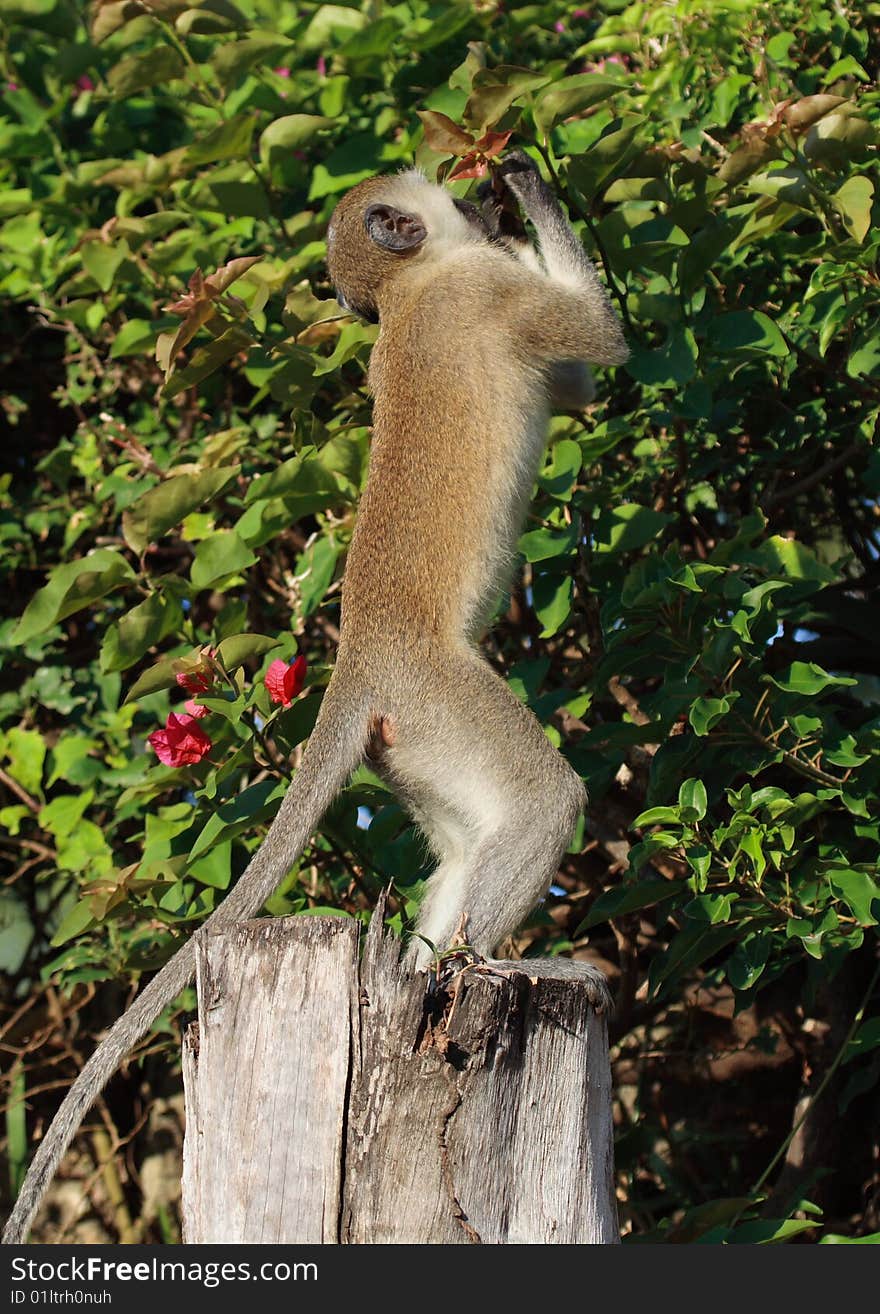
[264,655,307,708]
[316,56,327,77]
[175,648,217,696]
[148,712,212,766]
[554,20,565,32]
[573,8,591,17]
[274,67,290,78]
[7,81,19,92]
[584,56,628,73]
[184,699,208,719]
[76,75,95,92]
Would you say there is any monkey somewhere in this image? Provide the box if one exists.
[2,149,627,1244]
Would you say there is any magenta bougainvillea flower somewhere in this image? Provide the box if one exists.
[148,712,212,766]
[264,655,307,708]
[174,647,217,696]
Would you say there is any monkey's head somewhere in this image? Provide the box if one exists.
[327,171,489,323]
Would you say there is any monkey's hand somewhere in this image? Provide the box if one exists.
[475,168,528,245]
[493,149,558,224]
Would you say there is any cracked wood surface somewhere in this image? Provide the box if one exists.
[182,900,618,1244]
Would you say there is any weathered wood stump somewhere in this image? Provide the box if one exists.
[181,897,618,1244]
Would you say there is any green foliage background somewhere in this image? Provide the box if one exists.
[1,0,878,1243]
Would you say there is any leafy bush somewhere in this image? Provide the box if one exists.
[1,0,878,1242]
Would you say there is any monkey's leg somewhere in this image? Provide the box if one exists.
[382,655,586,970]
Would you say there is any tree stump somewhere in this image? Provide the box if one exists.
[181,896,618,1244]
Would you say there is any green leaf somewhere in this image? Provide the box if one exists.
[626,327,698,387]
[296,534,339,617]
[104,591,183,674]
[832,176,874,245]
[593,504,671,554]
[47,736,101,788]
[311,322,377,376]
[161,325,255,400]
[176,0,247,35]
[685,845,711,886]
[5,1056,26,1194]
[532,571,573,638]
[0,889,34,974]
[336,15,402,59]
[245,447,339,506]
[678,778,707,821]
[634,805,681,827]
[533,74,623,136]
[820,1232,880,1245]
[110,318,157,359]
[726,931,771,990]
[190,530,257,590]
[519,519,579,563]
[578,879,682,932]
[215,633,282,671]
[537,439,582,502]
[731,1218,819,1244]
[566,115,646,199]
[463,66,551,133]
[706,311,788,358]
[683,893,735,924]
[188,778,284,861]
[124,655,181,703]
[184,116,256,168]
[768,661,857,695]
[844,1018,880,1063]
[108,46,185,98]
[259,115,335,169]
[650,923,743,993]
[829,869,879,927]
[689,696,733,736]
[190,840,232,890]
[1,727,45,796]
[50,898,96,947]
[739,829,766,878]
[81,240,127,292]
[212,32,294,86]
[122,468,239,554]
[14,550,135,644]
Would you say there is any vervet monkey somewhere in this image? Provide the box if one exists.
[3,150,627,1244]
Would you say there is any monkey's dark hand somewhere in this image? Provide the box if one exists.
[475,166,528,245]
[494,149,558,224]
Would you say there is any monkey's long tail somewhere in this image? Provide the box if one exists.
[2,675,371,1245]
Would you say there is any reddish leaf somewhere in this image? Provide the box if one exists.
[447,154,490,181]
[472,128,512,157]
[417,110,475,157]
[157,256,262,381]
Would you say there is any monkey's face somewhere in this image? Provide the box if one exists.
[326,171,484,322]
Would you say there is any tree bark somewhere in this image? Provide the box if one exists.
[182,898,617,1244]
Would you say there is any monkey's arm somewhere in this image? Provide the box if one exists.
[496,150,628,368]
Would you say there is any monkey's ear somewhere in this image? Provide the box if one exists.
[364,204,427,252]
